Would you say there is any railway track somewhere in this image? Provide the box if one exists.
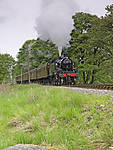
[61,84,113,90]
[22,82,113,91]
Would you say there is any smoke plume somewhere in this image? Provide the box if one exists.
[35,0,79,56]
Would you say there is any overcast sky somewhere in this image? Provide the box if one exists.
[0,0,113,59]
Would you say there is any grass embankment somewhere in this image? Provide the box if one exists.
[0,84,113,150]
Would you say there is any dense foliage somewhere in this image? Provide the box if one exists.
[0,54,15,83]
[16,38,59,75]
[69,4,113,84]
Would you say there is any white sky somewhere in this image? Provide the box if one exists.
[0,0,113,59]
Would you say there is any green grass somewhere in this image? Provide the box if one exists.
[0,84,113,150]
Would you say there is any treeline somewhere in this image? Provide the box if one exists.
[68,4,113,84]
[0,4,113,84]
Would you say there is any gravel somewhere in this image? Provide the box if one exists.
[61,87,113,101]
[2,144,48,150]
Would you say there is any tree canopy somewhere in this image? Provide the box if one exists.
[68,4,113,84]
[16,38,59,75]
[0,54,15,83]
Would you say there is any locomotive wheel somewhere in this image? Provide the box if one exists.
[67,76,71,85]
[57,76,61,85]
[72,79,76,85]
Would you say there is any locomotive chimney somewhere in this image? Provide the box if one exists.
[59,47,62,57]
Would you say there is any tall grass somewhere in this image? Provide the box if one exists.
[0,84,112,150]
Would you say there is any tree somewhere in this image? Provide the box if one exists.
[0,54,15,83]
[69,6,113,84]
[93,4,113,84]
[96,4,113,84]
[31,38,59,68]
[69,12,99,84]
[104,4,113,53]
[16,38,59,75]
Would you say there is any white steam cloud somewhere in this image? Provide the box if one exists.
[35,0,79,56]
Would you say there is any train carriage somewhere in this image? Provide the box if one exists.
[22,72,29,82]
[30,68,37,81]
[36,64,48,79]
[16,75,21,84]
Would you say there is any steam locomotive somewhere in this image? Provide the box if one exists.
[16,55,78,85]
